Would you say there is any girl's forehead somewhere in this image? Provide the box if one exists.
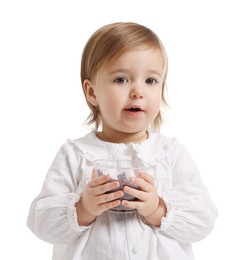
[105,48,165,69]
[116,46,162,59]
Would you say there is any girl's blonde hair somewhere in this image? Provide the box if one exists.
[81,22,168,131]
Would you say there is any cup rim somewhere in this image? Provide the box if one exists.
[93,159,153,170]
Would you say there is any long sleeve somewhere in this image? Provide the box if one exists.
[159,143,218,243]
[27,143,92,245]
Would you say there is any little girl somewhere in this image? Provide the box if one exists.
[27,22,217,260]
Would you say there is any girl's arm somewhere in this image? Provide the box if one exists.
[158,143,218,243]
[27,143,92,245]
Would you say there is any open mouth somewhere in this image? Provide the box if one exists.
[128,107,142,112]
[124,106,144,115]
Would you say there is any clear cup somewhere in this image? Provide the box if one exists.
[94,159,154,213]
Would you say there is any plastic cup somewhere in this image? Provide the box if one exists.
[94,159,153,213]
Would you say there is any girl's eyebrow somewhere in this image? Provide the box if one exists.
[107,69,130,76]
[148,70,163,77]
[108,69,163,77]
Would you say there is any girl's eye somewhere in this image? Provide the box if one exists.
[113,77,128,84]
[146,78,158,85]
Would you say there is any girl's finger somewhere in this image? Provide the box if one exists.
[123,186,147,201]
[130,176,152,192]
[138,172,154,185]
[121,199,141,210]
[97,190,124,204]
[91,168,98,178]
[94,180,120,195]
[89,174,111,188]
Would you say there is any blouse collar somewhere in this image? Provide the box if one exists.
[68,131,175,164]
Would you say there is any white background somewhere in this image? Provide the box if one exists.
[0,0,245,259]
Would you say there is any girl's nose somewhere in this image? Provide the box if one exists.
[130,86,144,99]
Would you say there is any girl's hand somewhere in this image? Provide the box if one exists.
[76,169,124,225]
[122,173,164,220]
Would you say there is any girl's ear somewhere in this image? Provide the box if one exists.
[83,79,99,107]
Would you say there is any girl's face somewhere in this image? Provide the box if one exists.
[84,48,165,142]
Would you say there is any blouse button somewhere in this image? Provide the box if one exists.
[131,247,137,255]
[164,144,169,150]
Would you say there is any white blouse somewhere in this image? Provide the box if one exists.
[27,132,217,260]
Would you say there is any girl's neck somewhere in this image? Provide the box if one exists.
[96,129,148,144]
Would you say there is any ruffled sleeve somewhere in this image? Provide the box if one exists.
[27,142,93,245]
[159,142,218,243]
